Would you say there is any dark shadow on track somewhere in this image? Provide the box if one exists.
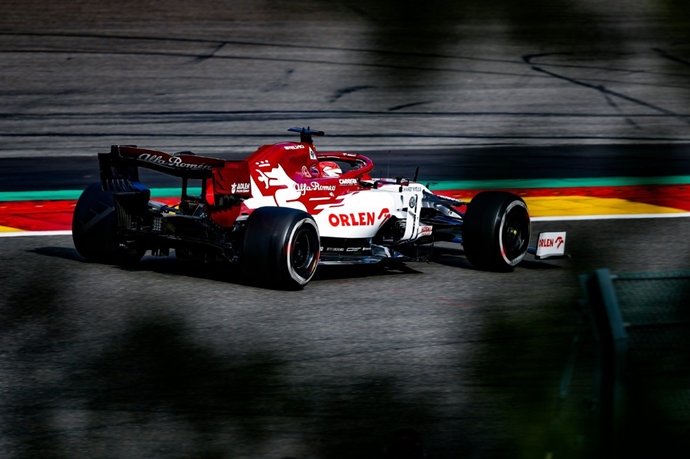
[29,246,424,288]
[30,246,83,261]
[2,295,440,458]
[314,262,423,282]
[432,246,564,270]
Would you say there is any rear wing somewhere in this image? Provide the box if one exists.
[99,145,252,202]
[100,145,224,180]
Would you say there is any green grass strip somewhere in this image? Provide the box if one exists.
[422,175,690,191]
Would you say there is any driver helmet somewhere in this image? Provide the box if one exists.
[318,161,342,177]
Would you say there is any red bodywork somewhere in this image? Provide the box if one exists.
[108,141,375,228]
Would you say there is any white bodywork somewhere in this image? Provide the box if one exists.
[243,162,432,242]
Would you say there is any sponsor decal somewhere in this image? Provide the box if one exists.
[137,153,215,170]
[328,207,391,227]
[538,235,564,249]
[402,186,424,192]
[295,181,336,195]
[322,246,366,253]
[409,195,417,208]
[328,212,375,227]
[419,225,433,236]
[309,147,317,160]
[231,182,251,194]
[284,144,305,150]
[339,178,358,186]
[535,231,567,259]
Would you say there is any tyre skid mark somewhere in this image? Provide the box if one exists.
[523,53,690,126]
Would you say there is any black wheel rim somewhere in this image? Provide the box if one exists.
[290,224,318,279]
[501,202,530,263]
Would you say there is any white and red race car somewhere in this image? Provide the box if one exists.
[72,127,566,289]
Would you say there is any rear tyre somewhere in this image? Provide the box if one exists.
[462,191,530,271]
[243,207,320,289]
[72,183,117,263]
[72,183,144,265]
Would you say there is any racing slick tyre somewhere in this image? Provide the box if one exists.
[242,207,320,290]
[72,183,144,266]
[462,191,530,271]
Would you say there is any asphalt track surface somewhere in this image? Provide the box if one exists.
[2,2,690,458]
[2,219,690,459]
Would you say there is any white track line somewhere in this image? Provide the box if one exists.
[0,230,72,238]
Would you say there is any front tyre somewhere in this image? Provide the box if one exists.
[243,207,320,290]
[462,191,530,271]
